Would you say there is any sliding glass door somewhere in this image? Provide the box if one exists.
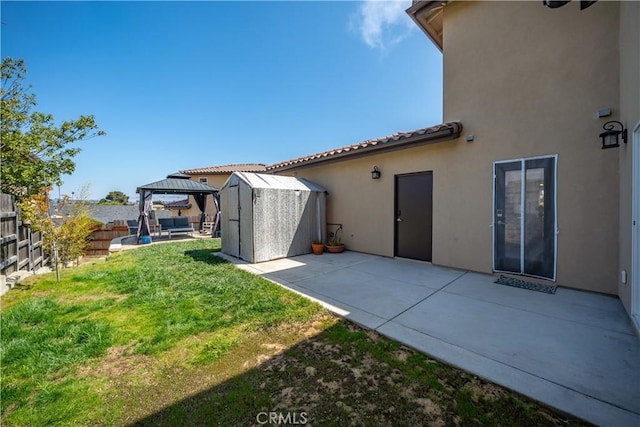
[494,156,557,280]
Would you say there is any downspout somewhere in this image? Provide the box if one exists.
[316,195,321,243]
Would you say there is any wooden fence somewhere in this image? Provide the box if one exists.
[0,193,47,277]
[86,221,129,256]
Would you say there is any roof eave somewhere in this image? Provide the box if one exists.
[179,171,230,175]
[268,123,462,173]
[179,163,267,175]
[406,1,447,52]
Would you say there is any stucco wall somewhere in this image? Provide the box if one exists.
[280,0,622,295]
[440,0,620,294]
[277,140,489,273]
[618,0,640,313]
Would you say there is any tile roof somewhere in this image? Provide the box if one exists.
[180,163,267,175]
[163,199,191,208]
[267,122,462,171]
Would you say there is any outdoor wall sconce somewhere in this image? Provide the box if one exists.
[543,0,597,10]
[600,121,627,149]
[371,166,381,180]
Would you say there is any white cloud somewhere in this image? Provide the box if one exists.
[355,0,415,50]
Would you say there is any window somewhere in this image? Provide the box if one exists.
[199,178,208,184]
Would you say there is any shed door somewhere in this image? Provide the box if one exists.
[227,183,240,258]
[395,172,433,261]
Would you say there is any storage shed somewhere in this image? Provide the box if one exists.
[220,172,327,263]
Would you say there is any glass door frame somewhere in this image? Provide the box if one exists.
[492,154,558,281]
[632,121,640,334]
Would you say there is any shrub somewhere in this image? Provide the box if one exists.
[18,186,100,268]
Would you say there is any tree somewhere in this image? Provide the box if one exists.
[18,185,100,272]
[98,190,129,205]
[1,57,105,200]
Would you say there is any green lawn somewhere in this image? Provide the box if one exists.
[0,239,585,426]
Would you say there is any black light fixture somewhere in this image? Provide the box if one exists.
[371,166,381,180]
[599,121,627,149]
[543,0,570,8]
[542,0,597,10]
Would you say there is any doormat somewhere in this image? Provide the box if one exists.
[494,275,557,294]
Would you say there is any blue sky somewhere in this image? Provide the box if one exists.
[1,1,442,201]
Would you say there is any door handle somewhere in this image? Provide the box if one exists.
[396,218,404,222]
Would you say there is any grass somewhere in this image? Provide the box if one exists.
[0,239,587,426]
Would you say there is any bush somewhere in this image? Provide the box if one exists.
[18,186,100,268]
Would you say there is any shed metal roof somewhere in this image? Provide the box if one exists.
[229,172,326,193]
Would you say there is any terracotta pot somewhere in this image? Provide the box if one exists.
[326,244,345,253]
[311,243,324,255]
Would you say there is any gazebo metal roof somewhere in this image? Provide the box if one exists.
[136,175,219,195]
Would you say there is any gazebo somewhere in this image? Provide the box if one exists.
[135,173,219,242]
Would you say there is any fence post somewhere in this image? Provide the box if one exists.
[28,227,34,273]
[14,203,20,273]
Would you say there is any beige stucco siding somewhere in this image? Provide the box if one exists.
[278,139,495,275]
[618,0,640,313]
[439,1,620,294]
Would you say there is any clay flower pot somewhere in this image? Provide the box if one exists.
[326,225,345,253]
[325,244,345,253]
[311,242,324,255]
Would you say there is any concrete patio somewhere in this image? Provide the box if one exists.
[216,251,640,426]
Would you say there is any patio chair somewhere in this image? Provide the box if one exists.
[127,220,138,235]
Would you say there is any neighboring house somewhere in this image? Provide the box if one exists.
[177,164,267,219]
[86,205,140,224]
[266,1,639,332]
[162,198,191,217]
[52,202,140,224]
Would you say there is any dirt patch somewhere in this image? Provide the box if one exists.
[32,291,54,298]
[393,348,411,362]
[415,397,442,417]
[465,376,506,402]
[365,329,380,342]
[316,378,341,393]
[254,354,272,366]
[58,292,127,304]
[302,320,325,338]
[77,344,152,382]
[261,342,286,352]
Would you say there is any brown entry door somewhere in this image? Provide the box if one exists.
[395,172,433,261]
